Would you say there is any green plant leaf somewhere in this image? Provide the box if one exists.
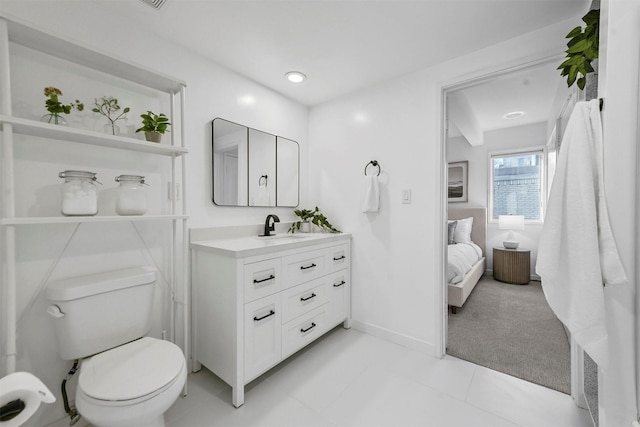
[582,9,599,25]
[567,67,578,86]
[567,33,585,48]
[558,56,582,69]
[566,26,583,38]
[584,48,599,60]
[583,61,594,73]
[566,39,592,54]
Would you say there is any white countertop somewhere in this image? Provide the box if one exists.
[190,232,351,258]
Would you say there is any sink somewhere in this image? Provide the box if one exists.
[256,233,309,240]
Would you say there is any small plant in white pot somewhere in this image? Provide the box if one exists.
[289,207,340,233]
[135,110,171,143]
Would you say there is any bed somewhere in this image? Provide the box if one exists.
[447,207,487,313]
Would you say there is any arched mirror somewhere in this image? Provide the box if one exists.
[212,118,299,207]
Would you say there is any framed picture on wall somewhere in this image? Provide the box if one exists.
[448,161,468,202]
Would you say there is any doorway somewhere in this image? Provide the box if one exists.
[440,57,577,395]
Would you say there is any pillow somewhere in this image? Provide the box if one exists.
[447,221,457,245]
[453,217,473,244]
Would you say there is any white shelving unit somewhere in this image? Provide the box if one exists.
[0,16,189,374]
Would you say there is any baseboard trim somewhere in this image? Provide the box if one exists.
[350,319,435,355]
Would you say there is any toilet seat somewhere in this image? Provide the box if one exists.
[79,337,185,403]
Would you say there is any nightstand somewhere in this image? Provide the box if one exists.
[493,247,531,285]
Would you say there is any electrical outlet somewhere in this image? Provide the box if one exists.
[168,182,182,201]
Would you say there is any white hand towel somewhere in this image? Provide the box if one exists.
[361,175,379,213]
[256,183,270,206]
[536,99,627,369]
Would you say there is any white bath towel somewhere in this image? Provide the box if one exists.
[361,175,379,213]
[536,99,627,369]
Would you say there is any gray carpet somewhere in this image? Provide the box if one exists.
[447,276,571,394]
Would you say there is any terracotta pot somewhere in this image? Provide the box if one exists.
[144,132,162,143]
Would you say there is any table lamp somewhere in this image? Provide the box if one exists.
[498,215,524,249]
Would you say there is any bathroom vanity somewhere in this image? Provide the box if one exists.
[190,232,351,407]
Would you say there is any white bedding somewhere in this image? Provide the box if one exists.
[447,242,482,284]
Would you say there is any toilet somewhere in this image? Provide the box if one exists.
[46,266,186,427]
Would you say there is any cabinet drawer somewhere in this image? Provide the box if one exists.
[244,295,282,381]
[282,249,326,289]
[244,258,282,303]
[282,306,328,358]
[327,244,349,273]
[327,269,349,325]
[281,277,329,324]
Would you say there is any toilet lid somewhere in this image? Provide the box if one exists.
[79,337,185,401]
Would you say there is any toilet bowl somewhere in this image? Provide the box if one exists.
[75,337,186,427]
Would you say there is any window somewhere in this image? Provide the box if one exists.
[490,149,544,221]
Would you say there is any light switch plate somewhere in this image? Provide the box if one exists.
[402,189,412,204]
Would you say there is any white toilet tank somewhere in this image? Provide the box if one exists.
[46,266,157,360]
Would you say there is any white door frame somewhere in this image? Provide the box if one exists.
[435,55,584,403]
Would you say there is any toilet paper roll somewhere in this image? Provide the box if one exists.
[0,372,55,427]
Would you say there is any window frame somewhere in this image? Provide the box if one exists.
[487,146,547,224]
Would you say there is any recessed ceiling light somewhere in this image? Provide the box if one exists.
[504,111,524,119]
[285,71,306,83]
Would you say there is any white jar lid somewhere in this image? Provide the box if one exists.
[115,174,146,183]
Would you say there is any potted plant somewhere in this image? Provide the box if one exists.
[42,86,84,125]
[135,110,171,143]
[289,206,340,233]
[92,96,130,135]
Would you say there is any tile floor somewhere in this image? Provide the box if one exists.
[161,327,592,427]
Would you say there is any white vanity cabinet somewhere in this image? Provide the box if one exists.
[191,233,351,407]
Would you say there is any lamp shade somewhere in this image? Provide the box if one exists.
[498,215,524,230]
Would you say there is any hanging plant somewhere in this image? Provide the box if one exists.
[558,9,599,90]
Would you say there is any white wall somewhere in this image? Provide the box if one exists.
[598,0,639,425]
[0,2,308,426]
[448,122,548,277]
[308,18,578,352]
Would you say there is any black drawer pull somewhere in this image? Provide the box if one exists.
[253,274,275,284]
[300,293,316,302]
[253,310,275,322]
[300,322,316,333]
[333,255,346,261]
[300,263,317,270]
[333,280,346,288]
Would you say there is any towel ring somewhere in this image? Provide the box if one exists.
[364,160,381,176]
[259,175,268,186]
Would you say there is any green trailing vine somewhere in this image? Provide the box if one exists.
[558,9,599,90]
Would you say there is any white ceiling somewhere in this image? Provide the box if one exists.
[92,0,589,107]
[448,59,568,139]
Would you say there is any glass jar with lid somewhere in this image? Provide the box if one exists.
[58,170,100,216]
[115,175,148,215]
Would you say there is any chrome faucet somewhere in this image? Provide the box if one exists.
[262,214,280,237]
